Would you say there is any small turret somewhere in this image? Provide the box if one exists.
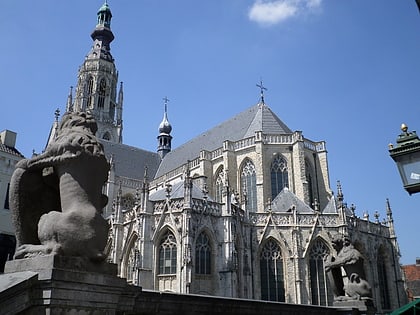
[386,198,396,238]
[65,86,73,112]
[157,97,173,159]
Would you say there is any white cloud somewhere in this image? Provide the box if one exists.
[248,0,322,26]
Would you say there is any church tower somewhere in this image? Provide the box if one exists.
[69,1,123,143]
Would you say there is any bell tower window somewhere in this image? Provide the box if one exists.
[98,78,106,109]
[86,76,94,109]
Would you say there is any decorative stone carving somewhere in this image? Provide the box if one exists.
[10,112,110,261]
[324,234,372,301]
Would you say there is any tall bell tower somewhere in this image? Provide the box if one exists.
[68,1,123,143]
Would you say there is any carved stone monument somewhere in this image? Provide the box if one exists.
[325,233,375,314]
[10,111,109,260]
[0,112,138,314]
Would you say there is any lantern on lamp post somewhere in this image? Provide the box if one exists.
[389,124,420,195]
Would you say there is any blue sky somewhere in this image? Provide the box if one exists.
[1,0,420,265]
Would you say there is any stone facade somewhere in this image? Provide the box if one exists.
[45,3,407,314]
[0,130,23,272]
[107,124,407,313]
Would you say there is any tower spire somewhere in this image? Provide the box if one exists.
[157,97,173,159]
[91,1,114,62]
[72,2,121,143]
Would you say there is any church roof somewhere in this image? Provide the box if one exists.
[155,103,292,178]
[270,188,314,214]
[321,197,338,214]
[100,140,160,181]
[0,144,24,158]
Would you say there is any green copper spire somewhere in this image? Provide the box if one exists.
[97,1,112,28]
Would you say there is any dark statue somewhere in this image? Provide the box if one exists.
[9,112,109,261]
[325,234,372,301]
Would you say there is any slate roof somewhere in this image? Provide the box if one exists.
[155,103,292,178]
[270,188,314,214]
[100,140,160,181]
[0,144,24,158]
[322,197,338,214]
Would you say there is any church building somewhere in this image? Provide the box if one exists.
[56,3,407,313]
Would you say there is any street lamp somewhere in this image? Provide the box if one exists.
[389,124,420,195]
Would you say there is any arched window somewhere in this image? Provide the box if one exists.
[158,231,177,275]
[214,168,224,203]
[195,232,211,275]
[260,239,285,302]
[271,155,288,200]
[98,78,106,109]
[305,160,315,208]
[377,249,390,309]
[86,76,94,109]
[126,245,136,283]
[309,239,332,306]
[241,159,257,212]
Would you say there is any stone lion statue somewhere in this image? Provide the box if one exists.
[324,234,372,301]
[9,111,109,261]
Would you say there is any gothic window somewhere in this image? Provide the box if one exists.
[126,246,136,283]
[214,168,224,203]
[309,239,332,306]
[241,159,257,212]
[260,239,285,302]
[86,76,94,109]
[377,249,391,309]
[271,155,288,200]
[158,231,177,275]
[195,232,211,275]
[98,78,106,109]
[305,160,315,208]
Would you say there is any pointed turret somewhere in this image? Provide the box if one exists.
[336,180,344,205]
[65,86,73,112]
[386,198,396,238]
[45,109,61,148]
[157,97,173,159]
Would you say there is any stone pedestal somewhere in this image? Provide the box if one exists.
[0,255,141,314]
[333,299,375,315]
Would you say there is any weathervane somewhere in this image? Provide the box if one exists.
[256,79,267,104]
